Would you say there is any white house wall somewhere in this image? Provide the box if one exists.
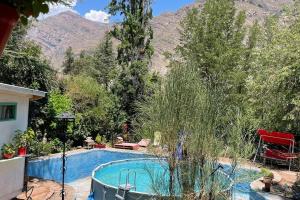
[0,92,30,154]
[0,157,25,200]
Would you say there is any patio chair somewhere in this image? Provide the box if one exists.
[114,138,151,150]
[253,129,298,170]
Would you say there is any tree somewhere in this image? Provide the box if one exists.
[246,15,300,134]
[93,34,117,89]
[62,46,75,74]
[137,62,253,199]
[72,50,94,76]
[108,0,155,129]
[65,75,118,143]
[178,0,257,109]
[0,23,56,91]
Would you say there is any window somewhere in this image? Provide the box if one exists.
[0,103,17,121]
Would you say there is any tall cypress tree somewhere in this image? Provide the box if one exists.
[62,46,75,75]
[93,34,116,89]
[108,0,154,128]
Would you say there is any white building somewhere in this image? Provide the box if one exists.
[0,83,45,200]
[0,83,46,151]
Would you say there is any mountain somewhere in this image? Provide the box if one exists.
[27,0,292,74]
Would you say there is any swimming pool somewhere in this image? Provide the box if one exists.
[28,150,266,200]
[27,149,150,183]
[91,158,263,200]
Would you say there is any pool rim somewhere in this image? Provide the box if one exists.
[28,148,149,162]
[91,158,236,197]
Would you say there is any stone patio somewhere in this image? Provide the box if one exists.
[16,179,74,200]
[67,177,91,200]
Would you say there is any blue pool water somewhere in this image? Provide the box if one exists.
[93,159,261,197]
[28,149,149,183]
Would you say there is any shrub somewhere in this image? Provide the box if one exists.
[13,128,36,148]
[95,134,106,144]
[260,168,274,179]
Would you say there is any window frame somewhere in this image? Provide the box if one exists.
[0,102,17,122]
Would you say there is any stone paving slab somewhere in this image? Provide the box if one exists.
[67,177,91,200]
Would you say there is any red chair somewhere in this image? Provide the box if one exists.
[253,129,298,170]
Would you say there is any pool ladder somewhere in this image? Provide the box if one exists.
[115,169,137,200]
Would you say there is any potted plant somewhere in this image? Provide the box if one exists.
[261,168,274,192]
[1,143,16,159]
[13,130,26,156]
[94,134,106,148]
[0,0,72,54]
[13,128,35,156]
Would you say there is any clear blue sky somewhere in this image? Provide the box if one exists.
[74,0,195,22]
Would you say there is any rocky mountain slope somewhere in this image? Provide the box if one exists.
[27,0,292,74]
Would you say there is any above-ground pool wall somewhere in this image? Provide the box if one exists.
[92,179,154,200]
[0,157,25,200]
[28,150,149,183]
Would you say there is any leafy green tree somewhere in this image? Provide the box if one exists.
[72,50,94,76]
[108,0,155,129]
[246,15,300,134]
[65,75,118,143]
[62,46,75,74]
[93,34,117,89]
[0,23,56,91]
[33,90,73,141]
[48,90,72,117]
[178,0,257,109]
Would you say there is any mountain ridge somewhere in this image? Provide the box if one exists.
[27,0,293,74]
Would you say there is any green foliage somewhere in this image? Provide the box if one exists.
[0,23,56,91]
[108,0,157,127]
[137,62,253,198]
[260,168,274,178]
[2,0,73,24]
[62,46,75,75]
[72,50,94,76]
[108,0,154,63]
[1,143,15,155]
[180,0,245,79]
[29,138,70,157]
[46,90,73,132]
[48,90,72,117]
[65,75,117,141]
[13,128,36,148]
[178,0,259,113]
[93,34,117,88]
[95,134,106,144]
[246,14,300,134]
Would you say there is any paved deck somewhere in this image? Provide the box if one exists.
[67,177,91,200]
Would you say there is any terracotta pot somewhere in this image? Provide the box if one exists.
[94,144,106,149]
[18,147,27,156]
[0,3,19,55]
[3,153,14,159]
[263,176,273,192]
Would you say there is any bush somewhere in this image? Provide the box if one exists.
[29,137,72,157]
[13,128,36,148]
[95,134,106,144]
